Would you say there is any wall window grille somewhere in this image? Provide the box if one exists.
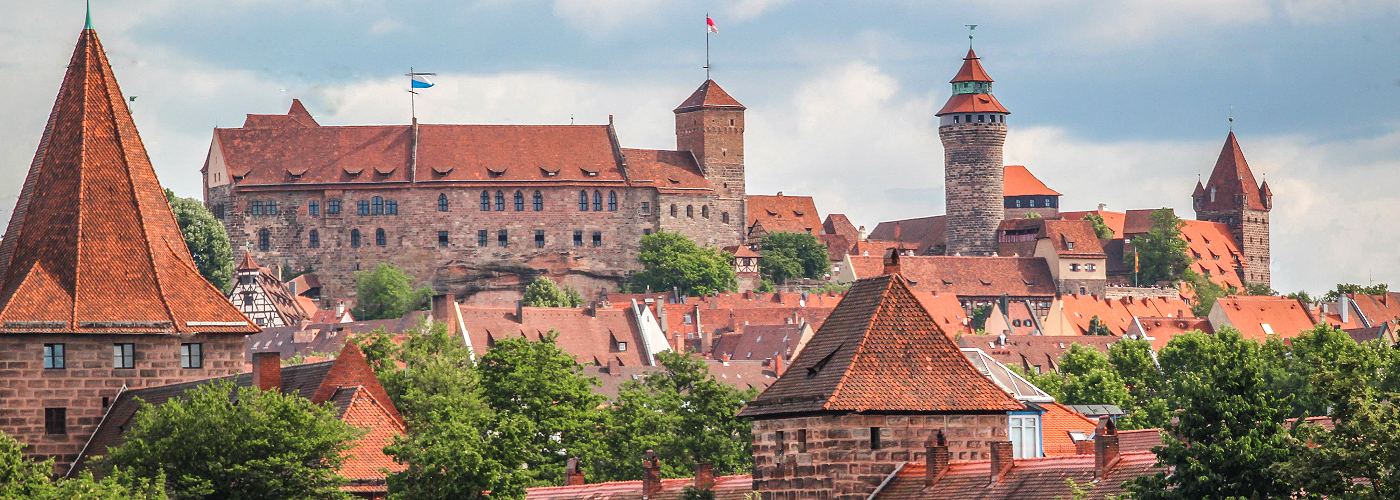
[478,230,488,247]
[481,191,491,211]
[258,229,270,251]
[308,229,319,248]
[495,191,505,211]
[579,191,589,211]
[498,230,508,247]
[113,343,134,369]
[308,201,319,216]
[608,191,617,211]
[180,343,203,369]
[535,230,545,248]
[45,408,65,435]
[372,196,384,215]
[438,231,449,247]
[573,231,583,247]
[350,229,361,248]
[327,200,341,214]
[358,200,370,215]
[43,343,64,369]
[514,191,525,211]
[266,201,277,214]
[386,200,397,215]
[593,191,602,211]
[532,191,543,211]
[592,231,602,247]
[376,228,387,246]
[438,193,449,212]
[250,201,263,215]
[641,202,650,214]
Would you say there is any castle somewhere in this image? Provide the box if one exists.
[203,82,750,306]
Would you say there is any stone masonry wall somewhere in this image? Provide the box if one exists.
[941,123,1006,257]
[751,413,1008,500]
[0,333,244,472]
[1060,278,1106,297]
[1196,207,1270,288]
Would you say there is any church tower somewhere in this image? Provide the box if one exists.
[936,47,1009,256]
[1193,132,1272,287]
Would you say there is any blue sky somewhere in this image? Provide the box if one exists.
[2,0,1398,295]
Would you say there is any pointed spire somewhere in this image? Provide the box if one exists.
[950,48,994,83]
[85,0,93,30]
[673,79,745,113]
[1199,131,1267,212]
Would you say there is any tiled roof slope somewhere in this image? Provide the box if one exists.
[527,474,753,500]
[936,93,1010,115]
[1040,402,1098,456]
[713,323,804,362]
[1211,296,1317,341]
[460,306,651,367]
[1053,295,1193,336]
[957,335,1122,375]
[1063,210,1246,289]
[738,274,1023,417]
[747,194,822,234]
[236,252,309,325]
[673,80,746,113]
[0,27,256,335]
[823,214,859,242]
[846,255,1057,298]
[619,148,713,193]
[1201,132,1267,211]
[1003,165,1061,196]
[1350,292,1400,330]
[868,216,946,255]
[874,452,1157,500]
[950,48,994,83]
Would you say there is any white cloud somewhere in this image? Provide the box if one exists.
[720,0,792,21]
[369,18,406,35]
[550,0,668,33]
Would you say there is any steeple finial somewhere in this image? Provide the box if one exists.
[85,0,93,30]
[1228,104,1234,131]
[966,24,977,49]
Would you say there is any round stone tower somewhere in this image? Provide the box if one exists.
[936,47,1009,256]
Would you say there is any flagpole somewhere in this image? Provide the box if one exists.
[409,66,416,122]
[705,13,711,80]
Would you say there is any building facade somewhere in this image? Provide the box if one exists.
[229,252,310,327]
[937,48,1009,257]
[1193,131,1272,287]
[204,82,748,306]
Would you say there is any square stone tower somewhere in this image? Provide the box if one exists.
[1192,132,1272,287]
[674,80,747,244]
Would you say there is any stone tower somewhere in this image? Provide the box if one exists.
[674,79,748,245]
[937,48,1009,256]
[1193,132,1272,287]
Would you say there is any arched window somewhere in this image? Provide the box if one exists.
[438,193,448,212]
[372,196,384,215]
[579,191,589,211]
[533,191,543,211]
[308,229,320,248]
[701,205,709,218]
[721,212,730,224]
[480,191,491,211]
[686,205,694,218]
[350,229,361,248]
[494,191,505,211]
[513,191,524,211]
[376,228,387,247]
[592,191,602,211]
[258,229,270,251]
[670,204,678,217]
[607,191,617,211]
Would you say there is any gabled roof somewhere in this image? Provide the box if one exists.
[1199,132,1268,211]
[620,148,713,193]
[673,79,746,113]
[738,274,1023,417]
[868,216,946,255]
[1055,295,1194,336]
[950,48,994,83]
[712,323,804,362]
[1062,210,1246,289]
[0,27,256,335]
[1040,402,1098,456]
[957,335,1123,375]
[1211,296,1317,341]
[823,214,859,241]
[747,194,822,235]
[1002,165,1061,197]
[845,255,1058,298]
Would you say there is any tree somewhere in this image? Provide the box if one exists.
[1,430,168,500]
[522,277,583,308]
[1023,211,1043,219]
[969,305,992,331]
[1243,282,1277,296]
[757,232,829,283]
[1286,290,1315,304]
[1055,344,1132,408]
[101,381,364,500]
[1085,316,1114,336]
[589,352,757,482]
[478,333,604,486]
[632,231,736,296]
[1183,270,1230,317]
[1108,338,1171,430]
[1129,328,1295,500]
[165,189,233,293]
[1083,213,1115,239]
[353,263,433,320]
[1126,209,1192,285]
[1321,282,1389,302]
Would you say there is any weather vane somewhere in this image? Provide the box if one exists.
[966,25,977,49]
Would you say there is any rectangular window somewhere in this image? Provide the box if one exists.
[180,343,203,369]
[43,343,64,369]
[266,201,278,214]
[113,343,134,369]
[308,201,319,216]
[643,229,651,236]
[438,231,449,247]
[573,231,583,247]
[358,200,370,215]
[327,199,341,214]
[478,230,488,247]
[617,341,627,352]
[498,230,508,247]
[386,200,398,215]
[44,408,66,435]
[592,231,602,247]
[775,430,785,455]
[534,230,545,248]
[641,202,651,214]
[250,200,263,215]
[1010,416,1039,458]
[798,429,808,453]
[870,427,882,450]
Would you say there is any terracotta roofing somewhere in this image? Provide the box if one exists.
[1052,295,1194,336]
[873,452,1158,500]
[584,360,778,401]
[1198,132,1268,211]
[1062,210,1246,289]
[460,305,652,367]
[1060,210,1127,238]
[336,385,408,487]
[1130,316,1214,350]
[868,216,945,255]
[721,245,761,259]
[935,93,1010,116]
[747,194,822,235]
[673,79,746,113]
[0,27,256,335]
[713,323,805,362]
[242,99,319,128]
[234,255,311,326]
[817,234,855,262]
[845,255,1058,298]
[738,273,1024,417]
[999,219,1105,258]
[620,148,713,193]
[950,48,994,83]
[957,335,1123,375]
[527,474,753,500]
[850,239,920,259]
[1002,165,1061,197]
[1040,402,1098,456]
[1349,292,1400,330]
[1212,296,1317,341]
[912,290,972,335]
[823,214,860,241]
[1117,428,1169,453]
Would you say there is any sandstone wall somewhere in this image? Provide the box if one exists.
[941,123,1006,257]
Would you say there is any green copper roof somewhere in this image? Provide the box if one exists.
[85,0,93,30]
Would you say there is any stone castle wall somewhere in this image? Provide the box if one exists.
[1196,207,1270,288]
[0,333,244,472]
[751,413,1008,500]
[941,123,1006,257]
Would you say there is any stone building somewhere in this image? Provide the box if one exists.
[0,20,258,473]
[1193,131,1272,287]
[937,47,1009,257]
[203,80,749,306]
[738,257,1025,500]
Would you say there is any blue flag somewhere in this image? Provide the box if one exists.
[411,74,434,89]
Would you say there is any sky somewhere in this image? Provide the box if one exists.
[1,0,1398,296]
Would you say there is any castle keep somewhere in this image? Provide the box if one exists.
[204,82,749,305]
[937,48,1008,257]
[1193,132,1272,288]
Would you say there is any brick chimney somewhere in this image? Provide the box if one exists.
[565,457,586,486]
[1094,417,1120,480]
[641,450,661,499]
[925,430,950,487]
[694,462,715,490]
[432,294,457,329]
[1074,439,1095,455]
[773,355,785,377]
[988,440,1014,484]
[252,352,281,392]
[516,300,525,324]
[335,299,346,318]
[883,248,901,275]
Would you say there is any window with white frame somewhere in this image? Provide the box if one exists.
[1009,415,1039,458]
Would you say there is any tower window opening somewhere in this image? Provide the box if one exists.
[965,114,972,122]
[954,116,960,124]
[978,114,985,123]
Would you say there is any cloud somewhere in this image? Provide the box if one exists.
[369,18,406,35]
[550,0,668,32]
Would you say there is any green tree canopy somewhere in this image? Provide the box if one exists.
[632,231,736,296]
[165,189,233,293]
[757,232,830,283]
[1,430,168,500]
[1126,209,1192,285]
[1321,282,1389,302]
[1183,270,1232,317]
[1083,213,1115,239]
[101,381,364,500]
[353,263,433,320]
[522,277,583,308]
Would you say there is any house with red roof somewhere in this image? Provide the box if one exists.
[1062,208,1248,290]
[997,218,1108,296]
[746,192,823,239]
[1002,165,1062,220]
[1207,296,1318,341]
[229,252,310,327]
[837,254,1058,317]
[1042,295,1194,337]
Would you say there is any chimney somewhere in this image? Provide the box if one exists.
[589,301,598,318]
[432,293,457,323]
[924,430,950,487]
[565,457,586,486]
[1339,296,1349,324]
[252,352,281,392]
[858,225,867,241]
[1074,439,1095,455]
[773,355,785,376]
[641,450,662,499]
[516,300,525,324]
[1098,203,1106,212]
[882,248,901,275]
[336,299,346,317]
[694,462,715,490]
[606,356,619,377]
[1094,417,1120,480]
[988,440,1014,484]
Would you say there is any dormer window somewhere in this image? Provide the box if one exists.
[1066,241,1075,250]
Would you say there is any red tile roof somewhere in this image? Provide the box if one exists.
[747,194,822,235]
[874,452,1158,500]
[1212,296,1317,341]
[1117,428,1169,453]
[1130,316,1213,350]
[713,323,804,361]
[673,80,746,113]
[1053,295,1194,336]
[868,216,946,255]
[620,148,713,193]
[845,255,1058,298]
[1002,165,1061,196]
[1349,293,1400,330]
[0,27,257,335]
[1040,402,1098,456]
[738,274,1023,417]
[527,474,753,500]
[935,93,1010,116]
[949,48,994,83]
[1200,132,1268,211]
[459,305,651,367]
[957,335,1123,374]
[823,214,860,241]
[337,385,407,484]
[912,290,972,335]
[1062,210,1246,289]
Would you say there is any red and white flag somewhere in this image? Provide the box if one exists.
[706,16,718,33]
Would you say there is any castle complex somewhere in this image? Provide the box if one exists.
[203,81,749,306]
